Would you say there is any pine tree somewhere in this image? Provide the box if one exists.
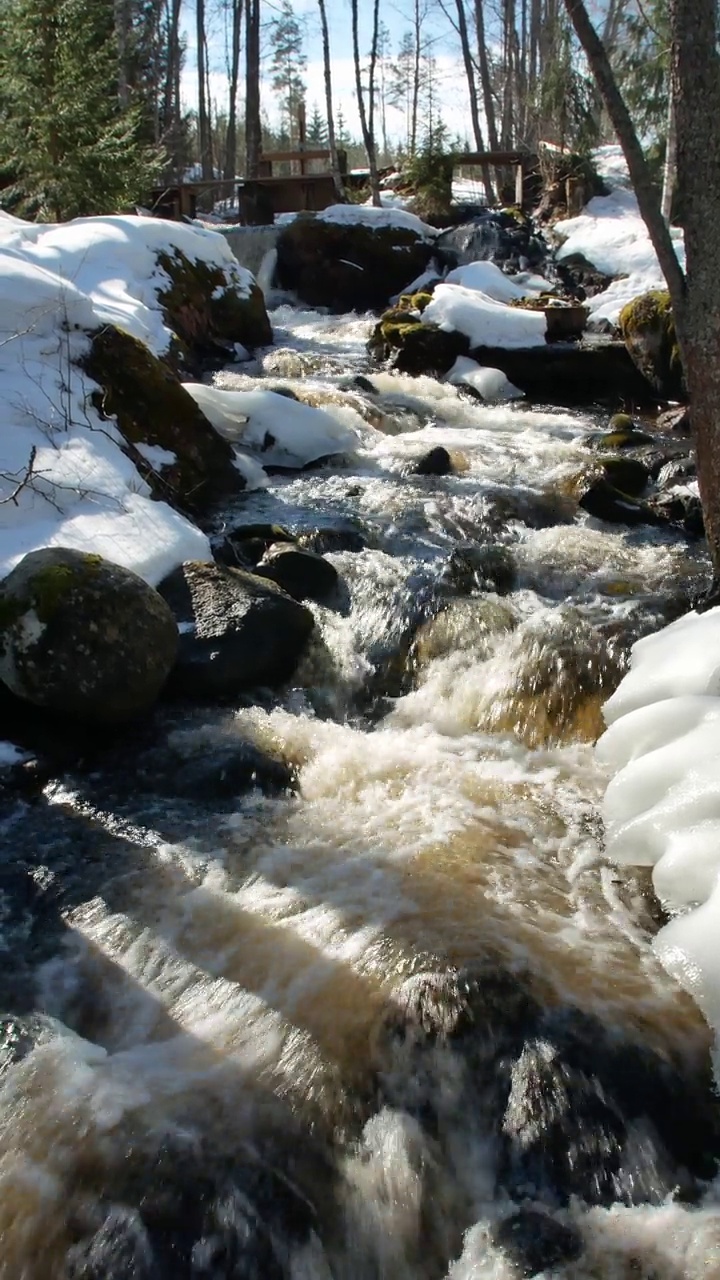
[269,0,307,147]
[0,0,163,219]
[307,103,328,145]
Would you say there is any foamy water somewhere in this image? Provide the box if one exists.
[0,304,716,1279]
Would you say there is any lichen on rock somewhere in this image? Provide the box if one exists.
[0,547,178,723]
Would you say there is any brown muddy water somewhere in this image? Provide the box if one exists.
[1,304,718,1280]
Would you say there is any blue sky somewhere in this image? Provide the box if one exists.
[184,0,474,145]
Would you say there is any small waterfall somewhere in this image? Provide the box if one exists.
[219,225,280,278]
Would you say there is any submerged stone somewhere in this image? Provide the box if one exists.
[256,543,340,603]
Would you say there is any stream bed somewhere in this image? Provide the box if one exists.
[1,301,719,1279]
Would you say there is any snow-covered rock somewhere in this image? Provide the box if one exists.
[444,261,548,303]
[183,384,362,469]
[445,355,524,402]
[0,216,274,585]
[597,604,720,1037]
[423,282,547,349]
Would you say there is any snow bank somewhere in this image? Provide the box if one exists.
[316,204,436,240]
[183,384,362,469]
[445,355,523,402]
[554,187,685,327]
[0,215,266,584]
[423,282,547,349]
[0,214,256,358]
[597,605,720,1034]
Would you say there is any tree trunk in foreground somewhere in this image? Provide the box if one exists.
[244,0,261,178]
[564,0,720,585]
[669,0,720,584]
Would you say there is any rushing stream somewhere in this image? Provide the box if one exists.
[2,300,720,1279]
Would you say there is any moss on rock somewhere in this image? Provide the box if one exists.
[368,305,469,375]
[0,548,178,723]
[156,248,272,375]
[619,290,685,402]
[82,325,245,515]
[275,215,436,313]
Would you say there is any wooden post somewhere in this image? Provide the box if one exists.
[515,163,524,208]
[298,101,307,176]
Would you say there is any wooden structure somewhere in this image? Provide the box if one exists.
[147,177,237,221]
[453,151,541,209]
[238,147,347,225]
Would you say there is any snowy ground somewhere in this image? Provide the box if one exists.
[554,145,685,326]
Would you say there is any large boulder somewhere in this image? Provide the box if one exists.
[368,302,469,376]
[82,326,246,516]
[275,213,437,312]
[619,289,685,401]
[0,548,178,723]
[155,247,272,375]
[157,560,314,698]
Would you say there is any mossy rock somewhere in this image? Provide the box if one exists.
[275,214,436,313]
[368,306,468,375]
[619,290,685,401]
[600,456,649,497]
[156,248,272,375]
[82,325,245,516]
[583,425,656,451]
[0,548,178,723]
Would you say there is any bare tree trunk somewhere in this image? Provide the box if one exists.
[196,0,212,178]
[351,0,381,204]
[411,0,422,154]
[660,92,676,224]
[669,0,720,582]
[474,0,500,152]
[224,0,242,180]
[245,0,261,178]
[452,0,495,200]
[562,0,685,305]
[317,0,345,198]
[114,0,131,108]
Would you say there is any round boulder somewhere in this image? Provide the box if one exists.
[157,560,314,697]
[619,289,685,401]
[0,548,178,723]
[256,542,340,602]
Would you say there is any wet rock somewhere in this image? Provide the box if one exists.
[135,737,296,799]
[435,212,548,273]
[374,962,720,1210]
[414,446,453,477]
[65,1133,334,1280]
[583,425,656,451]
[338,375,377,395]
[266,384,300,401]
[619,290,685,402]
[256,542,340,603]
[554,251,614,300]
[656,405,691,435]
[446,544,517,595]
[157,560,314,698]
[646,490,704,537]
[82,326,246,516]
[600,456,649,497]
[368,309,469,377]
[276,213,436,312]
[578,477,668,527]
[492,1208,583,1277]
[655,455,696,489]
[484,486,576,531]
[461,340,656,407]
[0,548,178,723]
[213,524,296,570]
[295,521,369,555]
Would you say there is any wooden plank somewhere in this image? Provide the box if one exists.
[259,148,333,164]
[454,150,538,168]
